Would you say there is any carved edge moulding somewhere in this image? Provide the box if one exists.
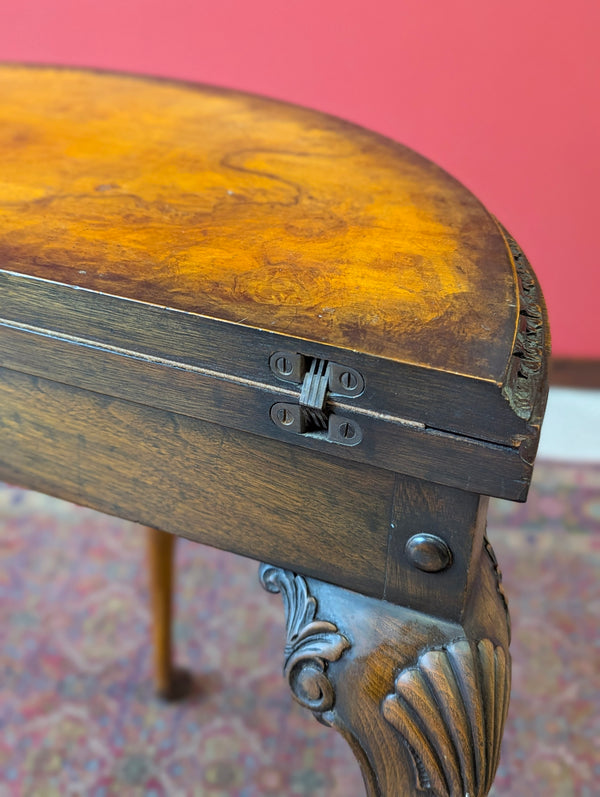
[259,556,511,797]
[499,225,549,425]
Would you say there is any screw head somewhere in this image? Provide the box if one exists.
[339,371,358,391]
[277,407,294,426]
[275,355,294,376]
[327,415,362,446]
[338,421,356,440]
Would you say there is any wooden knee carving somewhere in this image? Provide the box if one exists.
[260,536,510,797]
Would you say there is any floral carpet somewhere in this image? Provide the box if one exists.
[0,461,598,796]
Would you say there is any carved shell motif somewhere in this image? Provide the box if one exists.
[382,639,511,797]
[259,564,350,714]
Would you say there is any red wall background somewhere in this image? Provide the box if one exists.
[2,0,599,357]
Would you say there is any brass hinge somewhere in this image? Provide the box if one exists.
[269,351,364,447]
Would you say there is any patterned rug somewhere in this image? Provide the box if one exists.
[0,461,598,796]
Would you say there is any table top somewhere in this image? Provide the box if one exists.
[0,65,517,383]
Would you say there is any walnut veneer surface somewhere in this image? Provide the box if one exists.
[0,65,517,380]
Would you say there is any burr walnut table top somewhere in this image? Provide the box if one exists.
[0,65,517,382]
[0,66,549,502]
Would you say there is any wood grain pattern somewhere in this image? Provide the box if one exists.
[0,66,551,501]
[384,475,488,618]
[261,537,511,797]
[0,365,502,618]
[0,270,527,448]
[0,264,539,452]
[0,65,517,381]
[0,366,395,598]
[0,67,546,795]
[0,323,533,500]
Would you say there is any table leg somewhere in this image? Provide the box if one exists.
[259,538,510,797]
[146,527,193,700]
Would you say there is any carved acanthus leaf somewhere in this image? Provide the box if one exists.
[259,564,350,713]
[382,638,511,797]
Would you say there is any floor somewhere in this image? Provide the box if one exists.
[1,459,598,796]
[0,387,597,795]
[537,387,600,462]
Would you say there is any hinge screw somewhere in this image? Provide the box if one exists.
[277,407,294,426]
[339,371,358,391]
[274,355,294,376]
[338,421,356,440]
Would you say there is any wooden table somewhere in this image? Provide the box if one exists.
[0,66,549,796]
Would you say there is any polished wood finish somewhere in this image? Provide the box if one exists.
[0,367,394,599]
[0,365,500,621]
[0,316,534,500]
[0,65,516,379]
[0,67,550,796]
[261,534,511,797]
[0,66,549,501]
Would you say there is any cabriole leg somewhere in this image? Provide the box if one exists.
[259,540,510,797]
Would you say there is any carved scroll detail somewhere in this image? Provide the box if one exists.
[501,228,547,420]
[259,564,351,714]
[382,639,511,797]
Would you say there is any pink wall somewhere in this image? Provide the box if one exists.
[2,0,599,357]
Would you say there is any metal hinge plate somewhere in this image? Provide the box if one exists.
[268,351,364,447]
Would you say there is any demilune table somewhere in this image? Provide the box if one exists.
[0,66,549,796]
